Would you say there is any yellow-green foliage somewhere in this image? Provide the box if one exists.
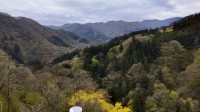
[107,50,116,61]
[135,34,151,42]
[161,40,184,56]
[186,50,200,84]
[153,82,167,92]
[116,45,123,54]
[70,56,84,70]
[169,91,179,100]
[11,95,21,112]
[22,92,40,105]
[185,49,200,100]
[92,56,99,64]
[159,26,173,33]
[0,50,14,74]
[0,93,8,112]
[186,49,200,74]
[161,66,174,87]
[195,49,200,62]
[186,98,199,112]
[166,26,173,32]
[147,81,199,112]
[109,102,131,112]
[107,44,124,60]
[107,44,124,61]
[0,50,8,61]
[159,29,164,33]
[158,40,192,89]
[145,100,156,110]
[69,90,131,112]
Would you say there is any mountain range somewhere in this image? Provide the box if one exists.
[0,12,181,65]
[50,17,181,42]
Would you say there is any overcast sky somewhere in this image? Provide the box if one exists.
[0,0,200,25]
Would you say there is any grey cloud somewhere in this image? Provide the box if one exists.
[0,0,199,25]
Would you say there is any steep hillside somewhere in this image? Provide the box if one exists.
[0,12,80,65]
[173,13,200,31]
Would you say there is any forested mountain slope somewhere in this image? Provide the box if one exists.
[174,13,200,31]
[52,13,200,112]
[0,12,80,65]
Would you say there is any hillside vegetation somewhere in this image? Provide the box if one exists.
[0,13,200,112]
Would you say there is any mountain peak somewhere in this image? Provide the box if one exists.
[0,12,11,17]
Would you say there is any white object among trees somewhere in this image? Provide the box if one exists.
[69,106,82,112]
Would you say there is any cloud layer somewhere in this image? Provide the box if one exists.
[0,0,200,25]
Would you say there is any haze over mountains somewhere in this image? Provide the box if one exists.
[50,17,181,42]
